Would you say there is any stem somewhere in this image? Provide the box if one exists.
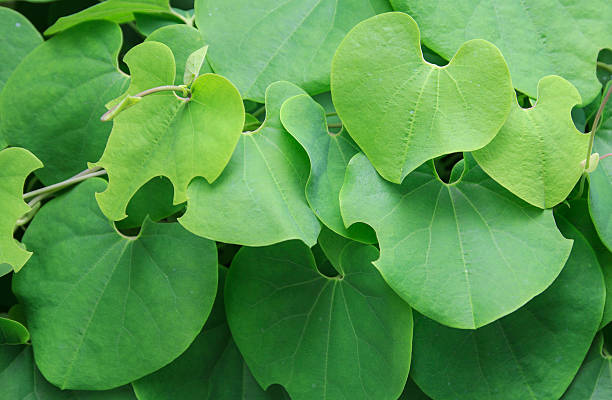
[600,152,612,160]
[597,61,612,73]
[325,111,338,117]
[252,106,265,118]
[23,167,106,201]
[327,123,343,129]
[585,84,612,170]
[101,85,190,122]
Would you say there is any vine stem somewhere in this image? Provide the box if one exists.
[100,85,190,122]
[327,123,343,129]
[598,61,612,73]
[584,84,612,170]
[600,152,612,160]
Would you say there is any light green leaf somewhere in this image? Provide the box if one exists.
[555,198,612,329]
[12,178,219,390]
[410,217,605,400]
[45,0,174,36]
[562,334,612,399]
[133,266,289,400]
[0,21,129,185]
[391,0,612,104]
[225,239,413,400]
[473,76,590,208]
[195,0,391,102]
[243,113,261,131]
[93,41,244,221]
[145,24,212,86]
[179,81,321,247]
[0,316,29,345]
[0,345,137,399]
[0,147,42,275]
[331,12,513,183]
[183,45,208,86]
[590,82,612,250]
[280,94,376,243]
[340,153,572,328]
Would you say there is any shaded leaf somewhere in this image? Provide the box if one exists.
[0,316,29,345]
[562,334,612,399]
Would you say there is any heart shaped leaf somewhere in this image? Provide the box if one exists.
[195,0,391,101]
[473,76,590,208]
[410,217,605,400]
[225,237,413,400]
[340,153,572,328]
[13,178,219,390]
[0,147,42,275]
[179,81,321,247]
[331,12,513,183]
[93,41,245,221]
[562,334,612,400]
[280,93,376,243]
[0,21,129,184]
[391,0,612,104]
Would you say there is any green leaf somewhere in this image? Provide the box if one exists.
[0,345,137,399]
[410,217,605,400]
[0,147,42,275]
[331,12,513,183]
[589,82,612,250]
[145,24,212,86]
[195,0,391,102]
[179,81,321,247]
[225,239,413,400]
[45,0,174,36]
[398,378,431,400]
[555,198,612,329]
[473,76,590,208]
[183,45,208,86]
[562,334,612,399]
[390,0,612,105]
[0,21,129,185]
[280,93,376,243]
[0,317,29,345]
[93,41,244,221]
[340,153,572,328]
[12,178,219,390]
[133,266,288,399]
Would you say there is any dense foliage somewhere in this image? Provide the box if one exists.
[0,1,611,399]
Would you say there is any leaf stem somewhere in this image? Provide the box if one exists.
[584,84,612,170]
[600,152,612,161]
[325,111,338,117]
[100,85,190,121]
[23,167,106,201]
[327,123,343,129]
[252,105,265,118]
[597,61,612,73]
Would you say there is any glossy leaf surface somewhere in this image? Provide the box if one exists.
[340,153,572,328]
[13,179,218,390]
[331,12,513,183]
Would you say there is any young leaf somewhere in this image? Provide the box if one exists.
[331,12,513,183]
[92,41,245,221]
[562,334,612,399]
[0,345,137,399]
[133,266,288,399]
[183,45,208,87]
[0,147,42,276]
[195,0,391,101]
[410,218,605,400]
[12,178,219,390]
[340,153,572,329]
[179,81,321,247]
[473,76,590,208]
[390,0,612,105]
[280,94,376,243]
[0,317,29,345]
[145,24,212,86]
[45,0,175,36]
[0,21,129,184]
[225,239,413,400]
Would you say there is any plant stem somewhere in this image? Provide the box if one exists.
[600,152,612,160]
[584,84,612,170]
[23,167,106,201]
[325,111,338,117]
[252,105,265,118]
[597,61,612,73]
[327,123,343,129]
[100,85,190,122]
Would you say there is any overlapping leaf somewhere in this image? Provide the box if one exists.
[410,218,605,400]
[391,0,612,104]
[13,179,219,390]
[280,94,376,243]
[340,153,572,328]
[473,76,590,208]
[0,21,129,184]
[179,81,321,247]
[331,12,513,183]
[225,237,413,400]
[0,317,29,345]
[93,41,244,221]
[562,334,612,399]
[195,0,391,101]
[0,148,42,276]
[134,267,289,400]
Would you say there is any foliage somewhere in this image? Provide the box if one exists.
[0,1,611,399]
